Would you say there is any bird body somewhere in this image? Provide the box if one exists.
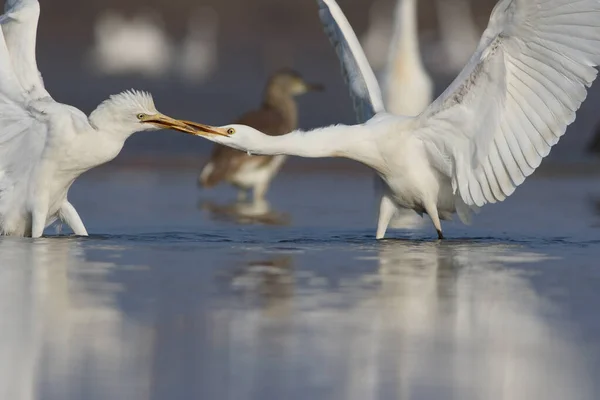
[379,0,434,230]
[190,0,600,240]
[0,0,202,238]
[199,70,322,201]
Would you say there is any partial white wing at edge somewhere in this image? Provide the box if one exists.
[1,0,50,101]
[414,0,600,208]
[0,93,48,224]
[318,0,385,123]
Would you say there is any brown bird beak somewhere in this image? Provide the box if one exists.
[140,114,204,135]
[178,120,232,137]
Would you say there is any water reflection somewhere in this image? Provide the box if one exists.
[218,242,592,399]
[0,239,151,400]
[374,242,588,399]
[0,239,593,399]
[199,199,291,226]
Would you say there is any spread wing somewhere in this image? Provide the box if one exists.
[1,0,50,100]
[0,94,48,221]
[0,1,50,220]
[414,0,600,208]
[317,0,385,123]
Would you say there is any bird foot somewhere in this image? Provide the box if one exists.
[437,230,445,240]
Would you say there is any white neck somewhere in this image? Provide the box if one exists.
[64,128,126,175]
[227,124,383,170]
[88,108,138,142]
[388,0,423,70]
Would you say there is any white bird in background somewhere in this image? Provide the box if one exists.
[88,8,219,83]
[187,0,600,240]
[0,0,207,238]
[176,7,220,84]
[383,0,433,117]
[435,0,480,75]
[360,0,393,73]
[379,0,434,230]
[88,10,172,78]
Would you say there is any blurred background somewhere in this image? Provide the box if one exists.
[3,1,600,400]
[30,0,600,170]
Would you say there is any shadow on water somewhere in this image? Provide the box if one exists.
[0,235,598,399]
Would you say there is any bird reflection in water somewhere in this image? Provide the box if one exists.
[228,256,295,315]
[1,238,593,399]
[217,241,592,400]
[199,198,291,226]
[0,238,152,400]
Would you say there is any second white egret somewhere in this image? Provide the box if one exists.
[187,0,600,240]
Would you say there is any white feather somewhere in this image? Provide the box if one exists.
[414,0,600,208]
[318,0,385,123]
[1,0,49,100]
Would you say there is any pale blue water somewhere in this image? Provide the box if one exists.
[1,166,600,400]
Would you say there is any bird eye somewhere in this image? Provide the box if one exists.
[227,128,236,134]
[137,113,145,120]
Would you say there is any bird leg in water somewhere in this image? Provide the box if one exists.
[376,195,396,240]
[424,202,444,241]
[31,195,49,239]
[59,201,89,236]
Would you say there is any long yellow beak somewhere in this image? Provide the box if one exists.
[178,120,232,137]
[140,114,212,136]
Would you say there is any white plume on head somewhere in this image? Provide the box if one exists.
[106,89,157,114]
[89,89,159,134]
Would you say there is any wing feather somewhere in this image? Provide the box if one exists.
[0,94,48,224]
[1,0,50,101]
[317,0,385,123]
[415,0,600,208]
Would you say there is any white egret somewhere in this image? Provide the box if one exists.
[87,10,172,78]
[0,0,208,238]
[187,0,600,240]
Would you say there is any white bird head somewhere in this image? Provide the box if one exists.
[183,123,264,152]
[89,90,200,136]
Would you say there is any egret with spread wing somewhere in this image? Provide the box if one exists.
[0,0,205,238]
[187,0,600,240]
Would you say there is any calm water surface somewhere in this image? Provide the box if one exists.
[1,166,600,400]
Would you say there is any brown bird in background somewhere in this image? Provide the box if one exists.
[198,69,323,201]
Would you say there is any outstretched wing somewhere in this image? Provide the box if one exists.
[1,0,50,100]
[414,0,600,208]
[317,0,385,123]
[0,94,48,221]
